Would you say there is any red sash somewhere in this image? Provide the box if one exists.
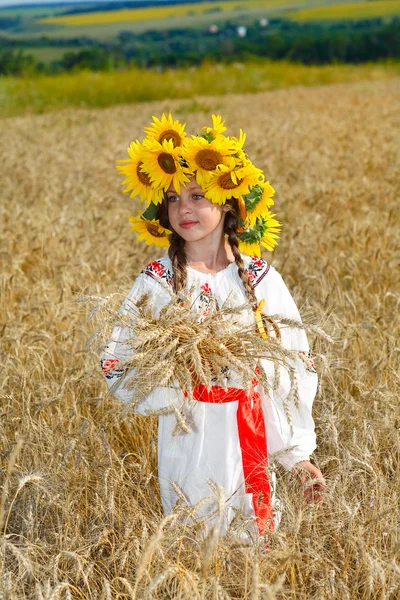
[193,377,274,535]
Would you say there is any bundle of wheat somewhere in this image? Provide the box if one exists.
[86,283,332,432]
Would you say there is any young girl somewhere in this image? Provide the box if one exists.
[100,114,325,542]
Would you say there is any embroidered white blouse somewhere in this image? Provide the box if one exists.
[100,254,318,535]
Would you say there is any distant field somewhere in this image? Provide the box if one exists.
[3,0,392,41]
[38,0,301,27]
[289,0,400,20]
[2,3,302,41]
[0,5,75,18]
[1,60,399,118]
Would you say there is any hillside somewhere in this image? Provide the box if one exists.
[2,0,399,78]
[1,78,399,598]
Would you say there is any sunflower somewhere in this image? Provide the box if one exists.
[238,212,281,256]
[261,180,275,203]
[204,162,262,205]
[245,181,275,226]
[260,212,281,252]
[200,114,227,140]
[238,238,263,257]
[129,216,171,248]
[116,140,164,205]
[183,135,235,187]
[230,129,248,164]
[144,113,186,148]
[141,138,189,198]
[230,128,246,151]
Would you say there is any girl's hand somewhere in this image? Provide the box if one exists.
[292,460,327,505]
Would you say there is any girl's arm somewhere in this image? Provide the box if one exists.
[100,273,184,415]
[257,265,319,471]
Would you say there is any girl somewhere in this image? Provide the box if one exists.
[100,114,325,542]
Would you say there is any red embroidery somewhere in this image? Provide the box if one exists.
[147,261,165,277]
[102,358,120,374]
[251,256,264,268]
[199,282,215,319]
[142,260,173,286]
[200,282,212,294]
[100,358,126,380]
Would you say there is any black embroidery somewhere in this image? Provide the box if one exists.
[100,358,126,380]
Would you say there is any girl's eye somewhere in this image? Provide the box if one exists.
[167,195,179,202]
[193,194,204,200]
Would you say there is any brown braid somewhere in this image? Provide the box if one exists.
[225,201,281,339]
[168,232,188,293]
[224,202,259,310]
[156,196,188,293]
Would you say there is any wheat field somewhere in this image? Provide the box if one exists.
[289,0,400,21]
[1,77,399,599]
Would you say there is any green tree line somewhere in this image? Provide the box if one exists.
[1,18,399,76]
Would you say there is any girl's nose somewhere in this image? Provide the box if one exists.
[177,196,192,215]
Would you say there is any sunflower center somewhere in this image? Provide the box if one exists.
[195,149,224,171]
[136,161,151,186]
[159,129,182,147]
[218,172,242,190]
[158,152,177,174]
[146,222,166,238]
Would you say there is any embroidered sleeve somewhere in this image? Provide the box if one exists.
[247,256,270,287]
[100,270,180,411]
[100,357,126,380]
[141,260,173,286]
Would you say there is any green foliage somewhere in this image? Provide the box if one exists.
[0,16,19,30]
[1,14,400,80]
[2,17,400,76]
[59,47,122,72]
[0,48,38,76]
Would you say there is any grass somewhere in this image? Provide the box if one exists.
[288,0,400,20]
[1,60,400,118]
[20,46,85,64]
[0,76,399,598]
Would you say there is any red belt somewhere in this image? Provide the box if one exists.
[193,377,274,535]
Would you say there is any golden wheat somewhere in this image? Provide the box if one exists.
[0,78,399,598]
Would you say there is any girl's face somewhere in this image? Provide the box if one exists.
[166,179,227,244]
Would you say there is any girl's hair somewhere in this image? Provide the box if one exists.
[157,197,259,310]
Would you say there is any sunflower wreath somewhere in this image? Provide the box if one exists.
[117,113,281,256]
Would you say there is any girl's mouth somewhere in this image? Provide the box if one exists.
[179,221,198,229]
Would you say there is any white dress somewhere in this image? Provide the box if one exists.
[100,254,318,539]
